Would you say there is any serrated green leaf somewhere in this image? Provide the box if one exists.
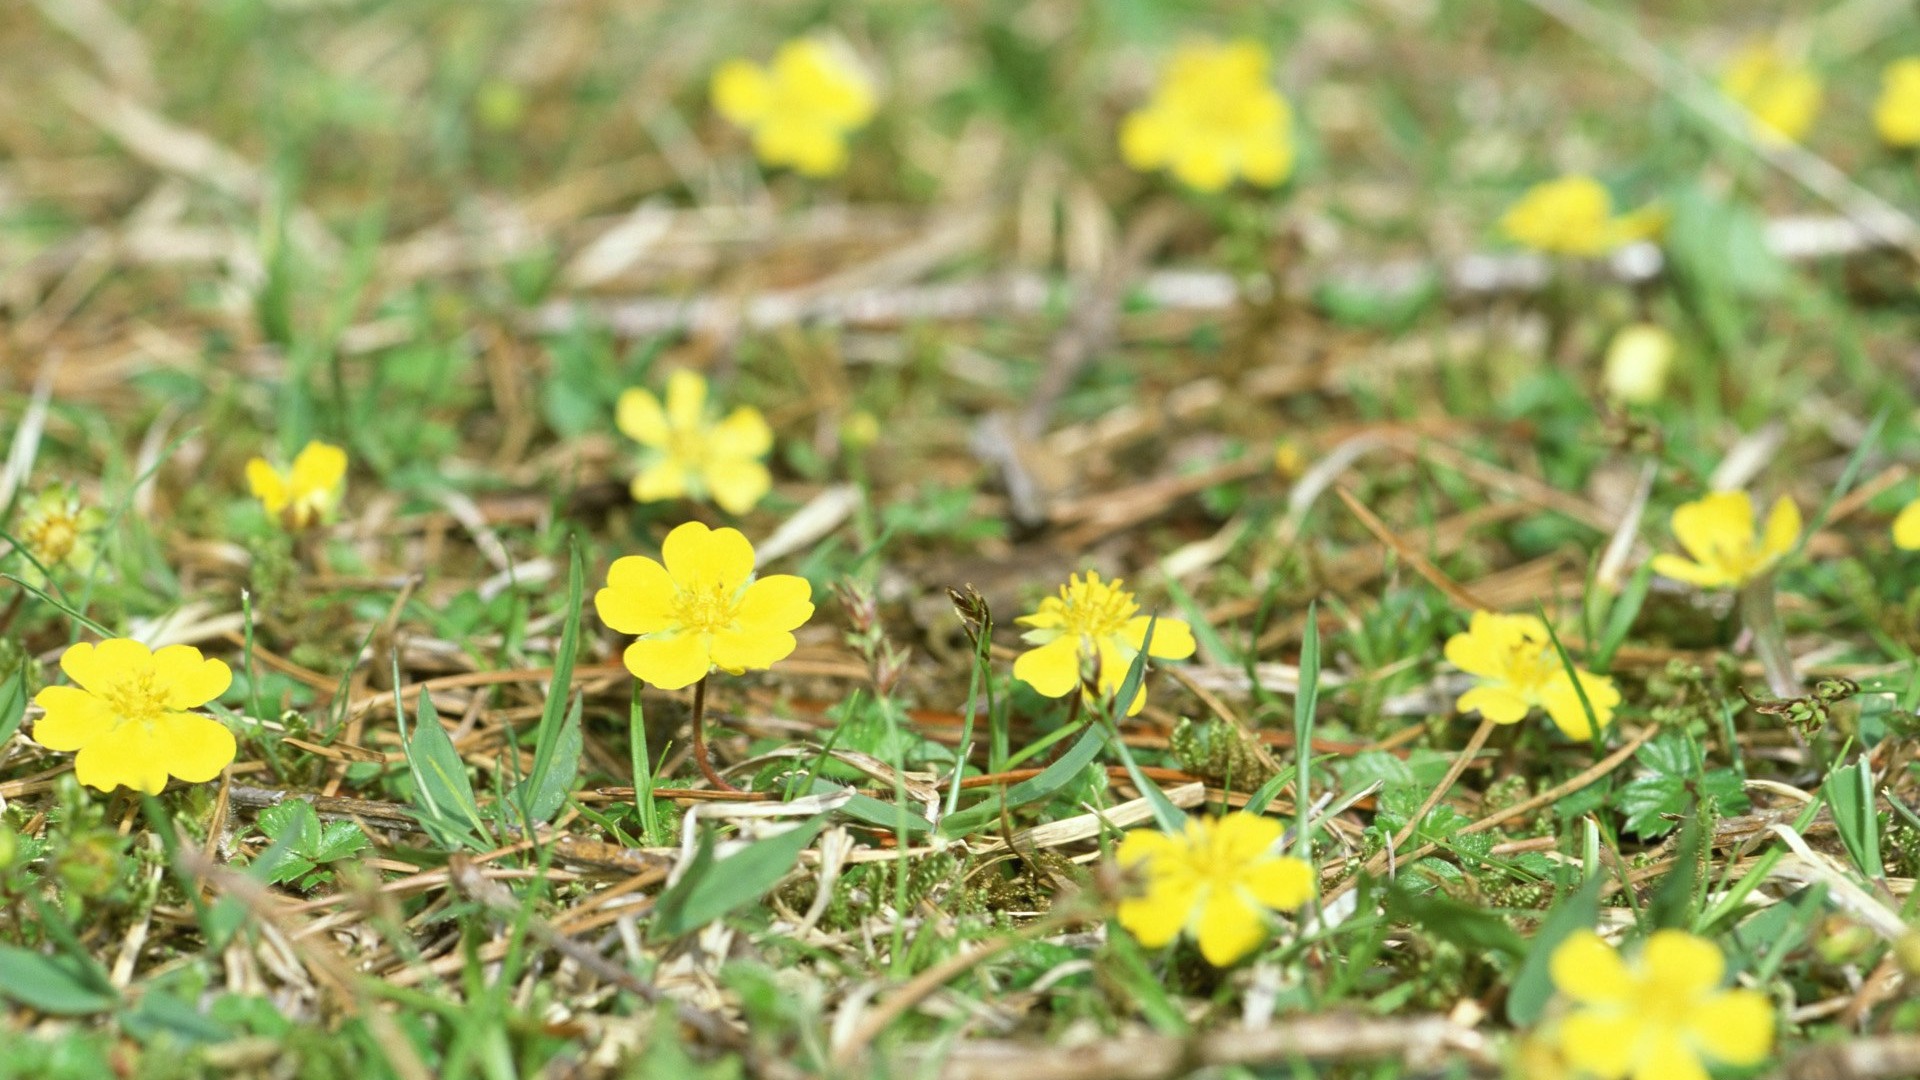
[653,815,829,937]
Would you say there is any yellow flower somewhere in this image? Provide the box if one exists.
[1892,497,1920,550]
[711,38,876,177]
[1115,812,1314,966]
[1444,612,1620,741]
[1013,572,1197,716]
[1602,324,1675,405]
[31,639,235,795]
[617,369,774,515]
[840,410,880,451]
[1119,40,1295,193]
[1875,58,1920,148]
[1651,491,1799,589]
[1548,929,1774,1080]
[1500,176,1664,256]
[595,521,814,690]
[1721,44,1820,144]
[246,440,347,530]
[10,484,105,585]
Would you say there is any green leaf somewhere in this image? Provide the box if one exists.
[1293,606,1321,854]
[0,946,117,1015]
[516,541,586,825]
[653,815,829,937]
[254,801,322,885]
[1506,873,1603,1026]
[400,689,489,850]
[1827,756,1884,879]
[0,670,25,747]
[1646,813,1706,931]
[122,989,232,1045]
[937,725,1106,839]
[1386,886,1525,960]
[1105,616,1185,833]
[803,780,932,835]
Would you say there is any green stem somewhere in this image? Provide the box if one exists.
[1740,573,1801,698]
[689,676,741,793]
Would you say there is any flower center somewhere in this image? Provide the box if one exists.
[98,672,169,729]
[671,582,743,635]
[1058,576,1139,641]
[1496,638,1560,697]
[27,517,77,562]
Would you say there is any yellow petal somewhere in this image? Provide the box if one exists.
[1649,553,1731,590]
[1443,612,1522,679]
[711,60,772,126]
[1193,887,1267,966]
[290,441,347,495]
[596,556,677,635]
[703,457,772,514]
[1539,670,1619,741]
[1115,826,1181,869]
[245,459,288,512]
[1550,931,1632,1004]
[1013,636,1081,698]
[30,686,116,751]
[709,626,796,673]
[73,723,173,794]
[150,645,232,710]
[1687,988,1774,1066]
[713,407,773,459]
[622,633,711,690]
[1457,684,1532,725]
[1760,496,1801,563]
[153,711,238,784]
[1641,929,1724,999]
[660,521,754,592]
[1240,137,1291,187]
[1116,877,1198,949]
[1895,498,1920,550]
[1119,110,1172,170]
[631,459,690,504]
[61,638,152,694]
[1210,812,1284,865]
[1170,143,1232,193]
[1629,1029,1709,1080]
[736,575,814,634]
[1240,855,1315,911]
[616,388,670,446]
[664,368,708,431]
[1671,491,1754,571]
[1125,615,1197,660]
[1557,1010,1638,1080]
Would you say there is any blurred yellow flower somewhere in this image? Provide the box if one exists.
[1272,439,1305,478]
[711,38,876,177]
[247,440,347,530]
[1444,611,1619,741]
[1721,44,1820,144]
[1116,812,1314,966]
[1548,929,1773,1080]
[1014,572,1196,716]
[841,409,880,450]
[1602,324,1676,405]
[1500,176,1663,256]
[618,369,774,515]
[1892,498,1920,550]
[10,484,104,585]
[32,639,235,794]
[595,521,813,690]
[1119,40,1295,193]
[1652,490,1799,589]
[1875,58,1920,148]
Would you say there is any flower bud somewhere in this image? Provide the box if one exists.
[1603,324,1675,405]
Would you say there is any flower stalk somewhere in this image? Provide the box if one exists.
[1739,572,1802,698]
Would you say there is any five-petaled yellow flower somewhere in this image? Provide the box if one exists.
[31,639,235,795]
[1500,176,1663,256]
[1651,491,1799,590]
[1891,498,1920,551]
[1548,929,1774,1080]
[1013,572,1196,716]
[618,369,774,515]
[10,484,105,585]
[1119,40,1295,193]
[1721,44,1820,144]
[595,521,813,690]
[247,440,348,530]
[1115,812,1315,967]
[1445,612,1620,741]
[711,38,876,177]
[1875,58,1920,149]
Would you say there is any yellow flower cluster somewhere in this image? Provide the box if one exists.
[1445,612,1619,741]
[1012,572,1196,716]
[618,369,774,515]
[1115,812,1314,966]
[712,38,877,177]
[1876,58,1920,148]
[1547,929,1774,1080]
[1651,490,1799,590]
[1500,175,1663,256]
[32,640,235,795]
[247,440,348,530]
[1720,44,1821,145]
[1118,40,1295,193]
